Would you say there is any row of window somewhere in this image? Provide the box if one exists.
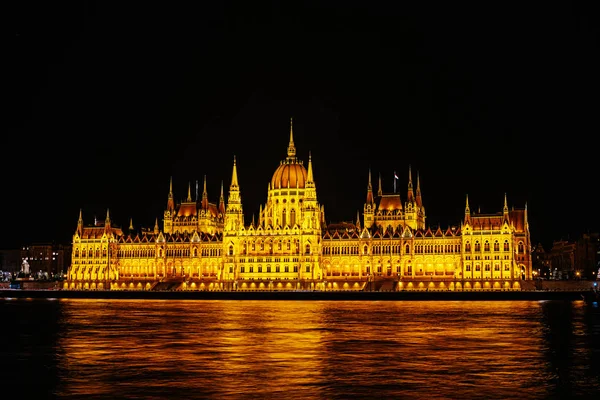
[464,265,511,272]
[235,265,310,273]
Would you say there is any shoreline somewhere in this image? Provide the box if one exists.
[1,289,596,301]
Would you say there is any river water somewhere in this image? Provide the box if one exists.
[1,298,599,399]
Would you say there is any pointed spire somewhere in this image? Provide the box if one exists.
[230,155,239,188]
[415,171,422,208]
[503,192,510,223]
[154,218,159,234]
[307,151,314,183]
[287,117,296,158]
[378,172,382,196]
[356,210,361,229]
[251,213,255,227]
[195,180,199,202]
[105,208,111,230]
[465,194,470,213]
[366,168,374,204]
[202,175,209,210]
[187,182,192,202]
[129,218,134,231]
[407,165,414,202]
[167,176,175,211]
[77,209,83,236]
[218,180,225,215]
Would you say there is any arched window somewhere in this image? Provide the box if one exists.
[504,241,509,252]
[290,209,296,226]
[363,245,368,255]
[494,241,499,252]
[518,242,524,253]
[305,244,311,255]
[475,241,481,252]
[465,242,471,252]
[228,245,234,256]
[484,241,490,252]
[405,244,410,254]
[282,209,287,226]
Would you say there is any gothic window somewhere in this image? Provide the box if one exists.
[485,265,491,271]
[518,242,524,253]
[290,209,296,226]
[249,266,254,273]
[293,265,298,272]
[475,264,481,271]
[243,242,247,255]
[228,245,234,256]
[287,240,291,250]
[305,244,311,255]
[363,245,368,255]
[285,265,289,273]
[465,242,471,252]
[475,241,481,252]
[267,265,271,273]
[484,241,490,252]
[466,265,471,271]
[282,209,287,226]
[260,242,264,251]
[278,241,282,251]
[240,266,245,273]
[494,241,500,252]
[504,241,509,252]
[258,265,262,273]
[305,265,310,273]
[276,265,280,273]
[494,264,500,271]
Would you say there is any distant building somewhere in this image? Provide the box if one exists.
[532,243,552,279]
[65,120,533,291]
[0,249,21,273]
[550,240,576,279]
[20,243,72,277]
[575,232,600,280]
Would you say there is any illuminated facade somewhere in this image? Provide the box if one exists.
[65,120,532,291]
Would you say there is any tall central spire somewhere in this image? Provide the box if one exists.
[287,117,296,158]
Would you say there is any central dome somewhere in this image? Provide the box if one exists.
[271,160,307,189]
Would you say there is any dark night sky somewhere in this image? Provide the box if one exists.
[5,2,599,251]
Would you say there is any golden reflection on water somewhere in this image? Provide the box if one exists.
[18,300,599,399]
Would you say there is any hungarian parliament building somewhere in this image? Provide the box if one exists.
[65,120,532,292]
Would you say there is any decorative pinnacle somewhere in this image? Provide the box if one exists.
[287,117,296,158]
